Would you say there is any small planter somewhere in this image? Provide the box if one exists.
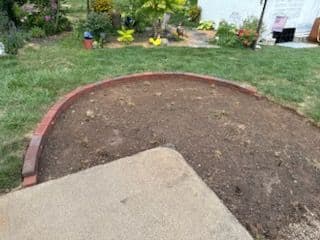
[83,32,94,50]
[83,39,93,49]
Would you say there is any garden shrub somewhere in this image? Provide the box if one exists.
[141,0,186,19]
[30,26,46,38]
[1,24,25,54]
[241,16,265,33]
[237,16,265,48]
[140,0,186,37]
[188,0,197,5]
[20,2,71,35]
[188,5,201,23]
[91,0,113,13]
[238,29,258,48]
[80,12,113,40]
[114,0,149,32]
[0,0,70,55]
[215,21,240,47]
[0,11,9,33]
[1,0,21,25]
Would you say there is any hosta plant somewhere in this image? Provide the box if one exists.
[117,28,135,44]
[197,20,214,30]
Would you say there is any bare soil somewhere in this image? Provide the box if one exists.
[39,78,320,239]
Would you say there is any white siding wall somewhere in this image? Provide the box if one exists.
[199,0,320,38]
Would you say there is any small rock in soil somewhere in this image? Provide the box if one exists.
[274,151,281,157]
[237,124,246,130]
[96,148,109,157]
[243,140,251,147]
[215,150,222,159]
[81,137,89,148]
[143,81,151,86]
[86,110,95,119]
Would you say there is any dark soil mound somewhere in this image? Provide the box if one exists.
[39,78,320,239]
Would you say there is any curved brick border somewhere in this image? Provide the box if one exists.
[22,72,260,187]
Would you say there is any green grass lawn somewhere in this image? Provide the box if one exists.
[1,32,320,191]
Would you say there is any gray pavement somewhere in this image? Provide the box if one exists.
[0,147,252,240]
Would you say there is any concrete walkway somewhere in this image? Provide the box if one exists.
[0,148,252,240]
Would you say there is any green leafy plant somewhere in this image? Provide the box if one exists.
[197,20,214,30]
[0,0,19,24]
[19,1,71,36]
[238,29,258,48]
[141,0,186,18]
[214,21,240,47]
[117,28,134,44]
[1,25,25,55]
[84,12,112,40]
[140,0,186,36]
[0,11,9,33]
[241,16,266,34]
[113,0,148,32]
[30,26,46,38]
[188,5,201,23]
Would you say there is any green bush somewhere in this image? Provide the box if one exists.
[0,11,9,33]
[114,0,149,32]
[241,16,266,34]
[30,26,46,38]
[188,0,197,5]
[215,21,240,47]
[141,0,186,20]
[238,29,258,48]
[188,5,201,23]
[56,14,72,32]
[0,0,17,24]
[1,26,26,55]
[23,11,71,36]
[81,12,113,40]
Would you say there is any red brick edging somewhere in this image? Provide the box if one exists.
[22,72,260,187]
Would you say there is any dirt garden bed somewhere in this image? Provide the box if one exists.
[36,75,320,239]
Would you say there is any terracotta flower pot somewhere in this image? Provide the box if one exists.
[83,39,93,49]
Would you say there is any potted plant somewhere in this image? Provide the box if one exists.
[83,31,93,49]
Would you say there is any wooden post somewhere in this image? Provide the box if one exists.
[87,0,90,15]
[252,0,268,50]
[55,0,60,31]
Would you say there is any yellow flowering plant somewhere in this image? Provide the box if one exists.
[91,0,113,13]
[149,37,161,46]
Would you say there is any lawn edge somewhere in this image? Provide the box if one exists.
[22,72,261,187]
